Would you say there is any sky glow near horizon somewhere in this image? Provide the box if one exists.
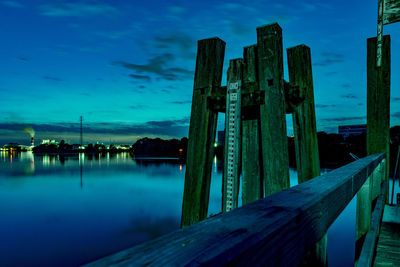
[1,0,400,145]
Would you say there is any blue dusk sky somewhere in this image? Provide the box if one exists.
[0,0,399,145]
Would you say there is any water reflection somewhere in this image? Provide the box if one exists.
[0,152,187,267]
[0,152,398,267]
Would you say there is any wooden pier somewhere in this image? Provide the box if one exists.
[85,20,398,266]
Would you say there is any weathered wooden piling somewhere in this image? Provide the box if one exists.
[287,45,320,183]
[223,59,243,212]
[241,45,263,205]
[367,35,390,183]
[287,44,326,266]
[257,23,290,196]
[181,38,225,228]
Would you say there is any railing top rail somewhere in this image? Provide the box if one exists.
[86,153,385,267]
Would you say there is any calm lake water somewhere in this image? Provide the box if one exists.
[0,151,397,266]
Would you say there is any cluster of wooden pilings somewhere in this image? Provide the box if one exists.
[180,22,391,264]
[181,22,325,263]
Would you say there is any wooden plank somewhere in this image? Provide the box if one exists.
[223,59,243,212]
[367,36,390,185]
[383,0,400,25]
[374,204,400,266]
[357,181,387,267]
[85,153,385,267]
[181,38,225,228]
[257,23,290,196]
[241,45,263,205]
[287,44,326,266]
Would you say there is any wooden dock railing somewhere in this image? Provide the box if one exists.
[86,153,386,266]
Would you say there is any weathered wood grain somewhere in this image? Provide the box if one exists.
[85,153,385,267]
[257,23,290,196]
[181,38,225,227]
[356,175,373,241]
[367,36,390,185]
[241,45,263,205]
[287,45,320,184]
[223,59,243,212]
[287,44,326,266]
[374,205,400,266]
[357,181,387,267]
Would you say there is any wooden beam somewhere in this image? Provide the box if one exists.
[181,37,225,228]
[222,59,243,212]
[357,181,387,267]
[287,45,325,266]
[242,45,263,205]
[207,83,302,115]
[207,90,265,114]
[85,153,385,267]
[367,35,390,186]
[257,23,290,196]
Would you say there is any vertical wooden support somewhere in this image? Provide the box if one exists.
[287,45,320,183]
[242,45,263,205]
[287,45,326,266]
[372,162,382,201]
[257,23,290,196]
[222,59,243,212]
[356,173,373,241]
[367,36,390,187]
[181,38,225,228]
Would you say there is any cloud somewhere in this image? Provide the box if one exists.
[225,19,252,37]
[170,100,192,105]
[112,53,194,81]
[152,32,194,51]
[316,104,336,108]
[314,52,345,66]
[168,6,186,14]
[325,72,338,76]
[392,112,400,119]
[341,94,357,99]
[129,105,147,110]
[42,76,63,82]
[322,116,365,122]
[1,1,24,8]
[0,118,190,138]
[129,74,151,82]
[39,2,118,17]
[342,84,351,88]
[18,57,29,61]
[392,97,400,101]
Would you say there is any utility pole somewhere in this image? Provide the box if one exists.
[80,116,83,148]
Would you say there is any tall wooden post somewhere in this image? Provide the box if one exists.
[257,23,290,196]
[287,45,320,183]
[242,45,263,205]
[355,35,390,259]
[222,59,243,212]
[181,38,225,228]
[367,35,390,193]
[287,45,326,266]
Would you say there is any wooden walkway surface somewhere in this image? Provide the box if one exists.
[374,205,400,266]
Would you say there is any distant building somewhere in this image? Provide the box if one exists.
[338,124,367,139]
[217,130,225,146]
[41,139,59,145]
